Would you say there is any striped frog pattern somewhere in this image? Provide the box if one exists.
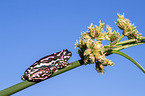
[21,49,72,82]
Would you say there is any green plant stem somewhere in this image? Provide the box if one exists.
[118,34,125,42]
[139,37,145,40]
[115,39,137,46]
[113,41,145,51]
[111,50,145,73]
[104,40,145,53]
[0,60,83,96]
[110,34,124,45]
[105,37,145,48]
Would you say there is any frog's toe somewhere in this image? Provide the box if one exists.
[21,75,26,81]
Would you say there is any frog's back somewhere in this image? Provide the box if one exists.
[21,49,72,82]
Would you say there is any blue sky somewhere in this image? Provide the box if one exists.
[0,0,145,96]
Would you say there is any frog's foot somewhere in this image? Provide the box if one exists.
[21,75,26,81]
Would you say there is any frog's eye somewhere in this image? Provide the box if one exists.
[62,49,69,55]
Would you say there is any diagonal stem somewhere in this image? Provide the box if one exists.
[0,60,83,96]
[111,50,145,73]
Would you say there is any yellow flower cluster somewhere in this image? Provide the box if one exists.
[75,13,143,73]
[116,13,141,39]
[105,25,120,42]
[88,21,106,40]
[75,21,116,73]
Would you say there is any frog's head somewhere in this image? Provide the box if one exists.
[62,49,72,62]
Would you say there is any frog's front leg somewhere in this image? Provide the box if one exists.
[55,61,72,69]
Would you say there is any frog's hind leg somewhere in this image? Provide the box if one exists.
[29,67,53,82]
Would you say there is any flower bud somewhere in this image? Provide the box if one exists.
[105,25,120,42]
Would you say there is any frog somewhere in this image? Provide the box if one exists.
[21,49,72,82]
